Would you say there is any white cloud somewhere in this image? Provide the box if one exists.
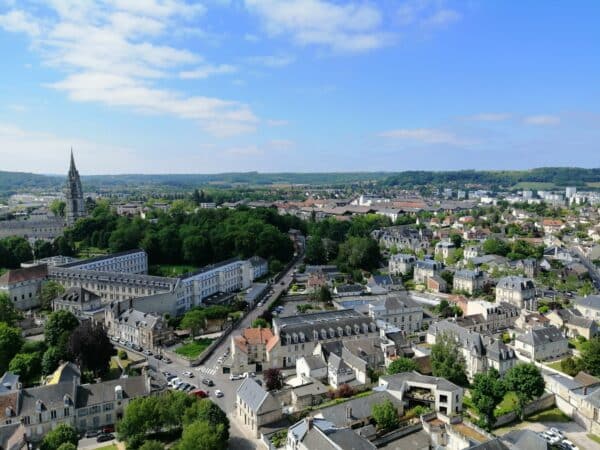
[180,64,237,79]
[467,113,511,122]
[244,0,391,52]
[378,128,475,146]
[0,9,40,36]
[246,54,296,67]
[524,115,561,126]
[0,2,258,136]
[397,0,461,29]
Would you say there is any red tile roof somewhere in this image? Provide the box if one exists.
[0,264,47,284]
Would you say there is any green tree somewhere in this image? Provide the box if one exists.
[581,337,600,376]
[49,199,66,218]
[180,309,206,337]
[470,368,506,430]
[56,444,77,450]
[0,292,20,326]
[482,237,509,256]
[504,363,545,419]
[139,441,164,450]
[42,346,66,375]
[8,352,42,386]
[305,236,327,264]
[337,236,381,272]
[45,310,79,347]
[252,318,269,328]
[387,357,418,375]
[178,420,227,450]
[39,281,66,311]
[40,424,78,450]
[431,332,468,386]
[0,322,23,373]
[561,357,582,377]
[371,399,399,431]
[182,399,229,441]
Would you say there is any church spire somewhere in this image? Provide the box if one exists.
[69,148,76,173]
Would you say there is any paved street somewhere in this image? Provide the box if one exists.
[572,246,600,290]
[142,257,302,449]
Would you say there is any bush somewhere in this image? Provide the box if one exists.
[326,384,355,399]
[118,349,128,360]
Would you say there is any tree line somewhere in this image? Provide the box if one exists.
[66,203,304,267]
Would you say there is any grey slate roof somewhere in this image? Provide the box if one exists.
[501,429,548,450]
[497,276,534,291]
[54,286,101,305]
[428,320,485,357]
[316,391,401,427]
[516,325,566,347]
[236,378,279,414]
[301,355,327,371]
[20,382,77,416]
[454,269,484,280]
[76,376,149,407]
[575,295,600,311]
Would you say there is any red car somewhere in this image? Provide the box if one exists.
[102,425,115,434]
[190,389,209,398]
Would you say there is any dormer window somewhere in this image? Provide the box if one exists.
[35,400,44,412]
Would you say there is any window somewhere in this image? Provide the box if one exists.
[50,410,57,420]
[23,416,30,425]
[64,408,70,417]
[104,403,114,411]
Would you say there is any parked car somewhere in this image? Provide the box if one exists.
[202,378,214,387]
[215,389,224,398]
[102,425,115,434]
[163,358,172,364]
[191,389,209,398]
[155,354,163,360]
[230,374,242,381]
[550,428,564,439]
[217,358,223,364]
[143,349,153,356]
[183,371,194,378]
[84,430,100,438]
[561,440,578,450]
[96,434,114,443]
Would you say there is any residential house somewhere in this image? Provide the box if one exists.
[463,300,520,333]
[105,302,173,350]
[236,378,282,438]
[546,309,599,340]
[574,295,600,321]
[515,258,539,278]
[296,356,327,381]
[285,418,376,450]
[435,241,456,262]
[231,327,278,374]
[333,284,364,297]
[0,264,48,310]
[515,326,569,361]
[389,253,416,275]
[495,276,537,310]
[427,275,447,293]
[414,260,444,284]
[367,293,423,332]
[464,245,482,260]
[453,270,486,295]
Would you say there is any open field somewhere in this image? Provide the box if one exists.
[175,338,214,358]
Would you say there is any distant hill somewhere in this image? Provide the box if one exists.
[382,167,600,189]
[1,167,599,194]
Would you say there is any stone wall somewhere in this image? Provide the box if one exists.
[494,393,555,428]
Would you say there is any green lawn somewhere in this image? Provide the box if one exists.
[495,391,519,417]
[96,445,118,450]
[568,338,586,352]
[587,434,600,444]
[175,338,214,358]
[546,360,568,374]
[526,407,570,423]
[149,264,197,277]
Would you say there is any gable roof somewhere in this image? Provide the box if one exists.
[236,378,279,414]
[0,264,47,284]
[575,295,600,310]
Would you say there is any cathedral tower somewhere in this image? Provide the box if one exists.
[65,150,86,225]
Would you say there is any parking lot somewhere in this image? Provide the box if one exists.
[499,420,599,450]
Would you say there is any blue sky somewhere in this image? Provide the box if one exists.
[0,0,599,174]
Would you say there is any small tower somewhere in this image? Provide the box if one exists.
[65,149,85,226]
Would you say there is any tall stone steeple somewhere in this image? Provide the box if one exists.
[65,149,86,226]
